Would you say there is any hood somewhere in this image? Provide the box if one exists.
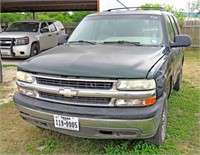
[19,44,165,78]
[0,32,37,38]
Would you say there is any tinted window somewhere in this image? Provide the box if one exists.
[41,22,49,31]
[6,22,39,32]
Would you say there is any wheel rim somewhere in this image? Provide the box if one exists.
[33,49,37,56]
[161,103,167,141]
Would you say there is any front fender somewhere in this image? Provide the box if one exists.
[29,35,39,45]
[147,55,173,98]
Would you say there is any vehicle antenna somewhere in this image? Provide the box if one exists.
[116,0,129,10]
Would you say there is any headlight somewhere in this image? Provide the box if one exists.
[117,79,156,90]
[16,71,33,83]
[15,37,29,45]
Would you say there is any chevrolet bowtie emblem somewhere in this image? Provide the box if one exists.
[58,88,78,97]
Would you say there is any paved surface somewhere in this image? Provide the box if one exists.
[2,58,25,66]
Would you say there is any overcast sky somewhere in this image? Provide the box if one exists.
[99,0,191,12]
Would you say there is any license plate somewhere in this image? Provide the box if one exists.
[1,49,11,56]
[54,115,79,131]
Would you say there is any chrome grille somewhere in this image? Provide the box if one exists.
[0,38,13,46]
[39,92,111,105]
[36,77,113,90]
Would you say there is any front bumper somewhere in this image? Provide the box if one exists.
[13,93,166,139]
[0,45,31,58]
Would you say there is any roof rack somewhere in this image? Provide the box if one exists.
[105,7,167,12]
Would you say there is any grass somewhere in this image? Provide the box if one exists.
[0,51,199,154]
[0,80,15,99]
[2,64,17,68]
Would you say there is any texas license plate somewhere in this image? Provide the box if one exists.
[54,115,79,131]
[1,49,11,56]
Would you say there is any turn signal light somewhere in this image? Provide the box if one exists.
[145,97,157,106]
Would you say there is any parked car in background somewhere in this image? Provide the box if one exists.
[0,20,66,58]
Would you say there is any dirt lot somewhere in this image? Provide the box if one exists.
[0,66,17,105]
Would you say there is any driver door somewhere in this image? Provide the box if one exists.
[39,22,52,50]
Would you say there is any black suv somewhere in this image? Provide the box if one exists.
[13,8,191,146]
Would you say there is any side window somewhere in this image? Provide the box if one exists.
[48,22,57,32]
[40,22,49,32]
[169,16,179,35]
[166,16,175,41]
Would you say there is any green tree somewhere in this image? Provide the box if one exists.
[37,12,72,23]
[140,4,185,21]
[36,11,95,23]
[37,14,50,20]
[191,0,200,14]
[0,13,25,25]
[70,11,96,22]
[52,13,72,23]
[0,11,96,26]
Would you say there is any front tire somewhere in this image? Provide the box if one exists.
[173,69,182,91]
[30,44,39,57]
[144,95,168,146]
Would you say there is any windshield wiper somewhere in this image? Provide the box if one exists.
[68,40,97,45]
[103,41,141,46]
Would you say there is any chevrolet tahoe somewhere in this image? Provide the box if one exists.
[0,20,65,58]
[13,9,191,146]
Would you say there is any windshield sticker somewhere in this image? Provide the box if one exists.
[150,16,159,20]
[151,39,158,44]
[142,28,159,32]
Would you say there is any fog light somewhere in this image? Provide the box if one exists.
[18,87,36,97]
[25,90,35,97]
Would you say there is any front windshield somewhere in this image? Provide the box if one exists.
[6,22,39,32]
[68,14,164,46]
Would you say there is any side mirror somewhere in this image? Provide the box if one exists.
[58,34,69,45]
[171,35,192,47]
[40,28,49,33]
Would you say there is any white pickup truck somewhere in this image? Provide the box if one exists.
[0,20,66,58]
